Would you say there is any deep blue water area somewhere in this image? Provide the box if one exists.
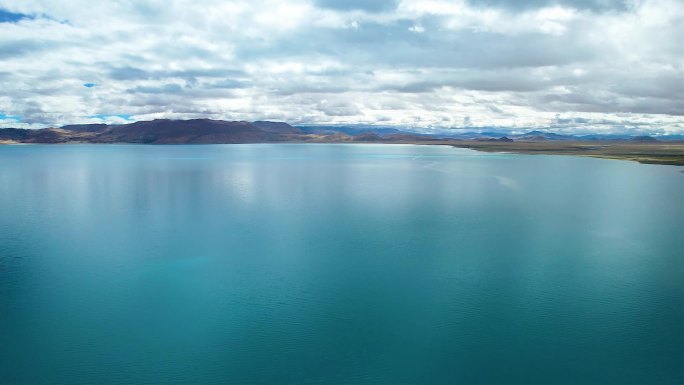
[1,144,682,384]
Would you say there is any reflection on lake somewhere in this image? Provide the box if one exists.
[0,144,682,384]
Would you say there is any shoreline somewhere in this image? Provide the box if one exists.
[2,140,683,166]
[392,140,684,166]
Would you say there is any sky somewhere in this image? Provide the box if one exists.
[0,0,682,134]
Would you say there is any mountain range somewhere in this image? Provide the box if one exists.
[1,119,681,144]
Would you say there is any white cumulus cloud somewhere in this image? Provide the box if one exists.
[0,0,681,134]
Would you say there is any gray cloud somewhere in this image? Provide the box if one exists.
[206,79,251,89]
[0,0,681,134]
[14,100,48,124]
[315,0,398,12]
[108,66,246,81]
[538,89,684,116]
[611,72,684,100]
[128,83,184,94]
[467,0,631,12]
[0,39,52,58]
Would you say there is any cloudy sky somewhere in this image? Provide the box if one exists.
[0,0,682,134]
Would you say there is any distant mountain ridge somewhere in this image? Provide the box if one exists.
[1,119,681,144]
[297,125,683,142]
[0,119,303,144]
[92,119,281,144]
[0,119,430,144]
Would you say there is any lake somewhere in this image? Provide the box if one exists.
[0,144,682,384]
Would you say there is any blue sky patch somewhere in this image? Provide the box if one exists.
[0,113,22,122]
[83,83,97,88]
[0,9,32,23]
[88,114,133,121]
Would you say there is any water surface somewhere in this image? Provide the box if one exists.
[0,144,682,384]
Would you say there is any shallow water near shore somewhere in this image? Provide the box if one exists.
[0,144,682,384]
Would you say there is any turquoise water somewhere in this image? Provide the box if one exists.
[0,144,682,384]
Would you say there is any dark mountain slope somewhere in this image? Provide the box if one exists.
[0,127,95,143]
[2,119,305,144]
[61,124,109,133]
[95,119,278,144]
[252,121,302,134]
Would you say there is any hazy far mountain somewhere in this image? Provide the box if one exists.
[1,119,682,144]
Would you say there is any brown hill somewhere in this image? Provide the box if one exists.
[95,119,286,144]
[0,119,306,144]
[0,127,95,143]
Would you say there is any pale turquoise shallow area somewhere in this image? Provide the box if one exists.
[0,144,682,384]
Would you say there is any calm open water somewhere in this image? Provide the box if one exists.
[0,144,682,384]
